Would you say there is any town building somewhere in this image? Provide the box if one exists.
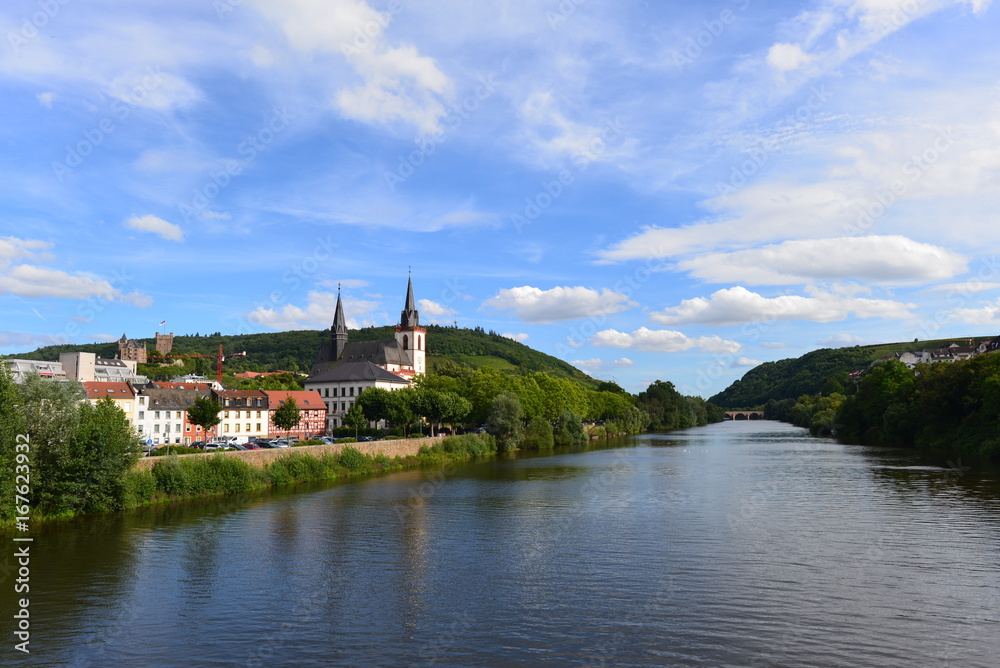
[4,358,68,383]
[136,387,213,446]
[81,381,138,425]
[216,390,269,442]
[305,276,423,430]
[264,390,328,439]
[60,352,148,384]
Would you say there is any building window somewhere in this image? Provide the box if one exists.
[176,411,181,419]
[224,411,230,419]
[225,398,230,406]
[417,335,421,349]
[138,411,145,419]
[245,424,250,432]
[256,411,261,418]
[186,425,191,432]
[324,388,329,397]
[403,335,409,350]
[256,423,261,432]
[154,424,159,433]
[235,424,240,432]
[349,387,354,397]
[154,411,160,419]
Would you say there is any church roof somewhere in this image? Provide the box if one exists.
[307,361,410,384]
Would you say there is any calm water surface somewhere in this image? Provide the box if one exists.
[4,421,999,666]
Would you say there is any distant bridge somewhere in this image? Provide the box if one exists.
[724,411,765,421]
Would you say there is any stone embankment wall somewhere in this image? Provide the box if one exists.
[133,436,446,470]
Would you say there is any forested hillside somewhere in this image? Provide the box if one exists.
[709,337,995,408]
[7,325,594,382]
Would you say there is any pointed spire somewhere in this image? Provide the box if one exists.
[400,273,419,328]
[332,287,348,336]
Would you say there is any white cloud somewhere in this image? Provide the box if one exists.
[36,92,54,108]
[247,291,382,330]
[417,298,458,324]
[677,236,967,285]
[572,357,634,372]
[125,215,184,242]
[257,0,453,135]
[650,286,915,326]
[590,327,742,354]
[761,341,789,349]
[946,298,1000,325]
[732,357,762,368]
[483,285,637,323]
[122,292,154,308]
[0,265,118,300]
[767,43,813,72]
[518,91,631,166]
[502,332,529,342]
[0,237,51,270]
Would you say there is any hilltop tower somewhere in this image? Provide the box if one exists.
[395,273,426,376]
[155,331,174,355]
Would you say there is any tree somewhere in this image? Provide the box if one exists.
[0,363,27,521]
[486,391,523,453]
[272,396,301,435]
[385,390,416,435]
[411,387,472,436]
[63,399,142,512]
[522,416,554,450]
[554,409,586,446]
[343,403,368,439]
[356,387,393,426]
[187,396,222,439]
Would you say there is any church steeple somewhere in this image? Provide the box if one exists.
[400,272,419,328]
[331,285,348,361]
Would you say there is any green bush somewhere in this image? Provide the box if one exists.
[152,456,190,496]
[339,446,371,472]
[522,417,554,450]
[337,437,358,444]
[207,454,260,493]
[123,469,157,507]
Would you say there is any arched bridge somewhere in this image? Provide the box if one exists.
[724,411,765,421]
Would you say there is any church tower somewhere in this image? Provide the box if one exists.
[330,287,349,363]
[395,274,426,376]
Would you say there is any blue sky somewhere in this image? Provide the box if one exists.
[2,0,999,397]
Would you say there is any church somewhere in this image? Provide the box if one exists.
[304,275,426,429]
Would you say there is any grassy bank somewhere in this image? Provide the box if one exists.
[4,434,500,527]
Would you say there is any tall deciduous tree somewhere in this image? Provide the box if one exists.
[343,403,368,439]
[187,396,222,438]
[272,396,301,435]
[487,391,524,453]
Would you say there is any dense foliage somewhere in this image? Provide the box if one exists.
[708,337,993,409]
[0,367,142,520]
[638,380,726,430]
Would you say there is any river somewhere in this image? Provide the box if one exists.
[3,420,999,666]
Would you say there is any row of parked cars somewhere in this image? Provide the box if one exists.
[186,435,381,451]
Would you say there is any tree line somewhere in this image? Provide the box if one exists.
[766,354,1000,465]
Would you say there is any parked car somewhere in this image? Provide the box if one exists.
[189,441,208,450]
[244,442,262,450]
[319,437,337,444]
[204,442,230,451]
[358,436,374,442]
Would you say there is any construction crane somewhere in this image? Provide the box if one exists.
[166,344,247,384]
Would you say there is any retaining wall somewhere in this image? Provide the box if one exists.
[134,436,446,470]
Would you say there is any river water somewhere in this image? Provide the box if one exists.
[3,421,999,666]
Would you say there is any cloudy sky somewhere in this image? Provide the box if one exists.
[2,0,999,396]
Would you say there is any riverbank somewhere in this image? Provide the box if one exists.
[133,436,445,470]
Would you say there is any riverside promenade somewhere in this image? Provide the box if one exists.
[133,436,447,470]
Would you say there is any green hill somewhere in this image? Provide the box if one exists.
[5,325,595,383]
[709,336,993,409]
